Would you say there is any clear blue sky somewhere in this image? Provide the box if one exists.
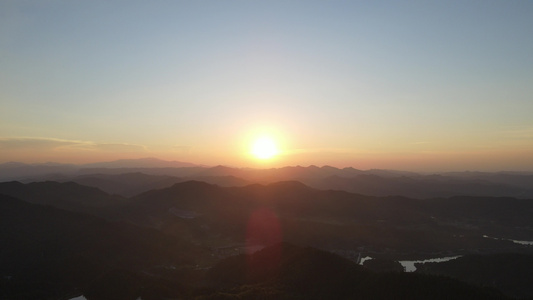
[1,1,532,171]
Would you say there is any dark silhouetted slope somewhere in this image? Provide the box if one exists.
[0,181,125,218]
[0,194,205,300]
[126,180,533,255]
[68,172,185,197]
[204,243,506,299]
[416,253,533,298]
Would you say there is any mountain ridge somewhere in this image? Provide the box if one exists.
[2,179,532,298]
[4,159,533,198]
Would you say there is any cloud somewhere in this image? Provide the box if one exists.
[0,137,83,150]
[0,137,147,153]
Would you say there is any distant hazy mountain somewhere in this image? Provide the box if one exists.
[3,159,533,198]
[0,181,125,218]
[0,161,78,181]
[440,171,533,190]
[18,173,250,197]
[81,157,200,168]
[0,158,201,181]
[61,172,185,197]
[312,174,531,198]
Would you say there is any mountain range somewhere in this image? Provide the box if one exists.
[2,158,533,298]
[1,186,523,299]
[2,157,533,198]
[1,180,532,256]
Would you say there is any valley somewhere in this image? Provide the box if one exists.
[1,161,533,298]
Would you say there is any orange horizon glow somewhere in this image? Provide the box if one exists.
[2,2,532,173]
[2,146,533,173]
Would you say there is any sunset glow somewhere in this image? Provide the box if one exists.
[3,2,533,299]
[1,1,532,171]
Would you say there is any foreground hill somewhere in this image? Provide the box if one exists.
[126,180,533,256]
[0,194,206,300]
[2,179,531,257]
[416,253,533,298]
[200,243,505,300]
[1,180,532,299]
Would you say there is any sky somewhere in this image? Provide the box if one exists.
[1,1,533,171]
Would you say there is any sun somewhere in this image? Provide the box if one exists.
[251,137,279,160]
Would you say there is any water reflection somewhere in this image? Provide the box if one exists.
[483,235,533,245]
[399,256,461,272]
[359,255,461,272]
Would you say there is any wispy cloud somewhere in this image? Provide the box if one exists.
[0,137,147,152]
[77,143,147,152]
[0,137,82,150]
